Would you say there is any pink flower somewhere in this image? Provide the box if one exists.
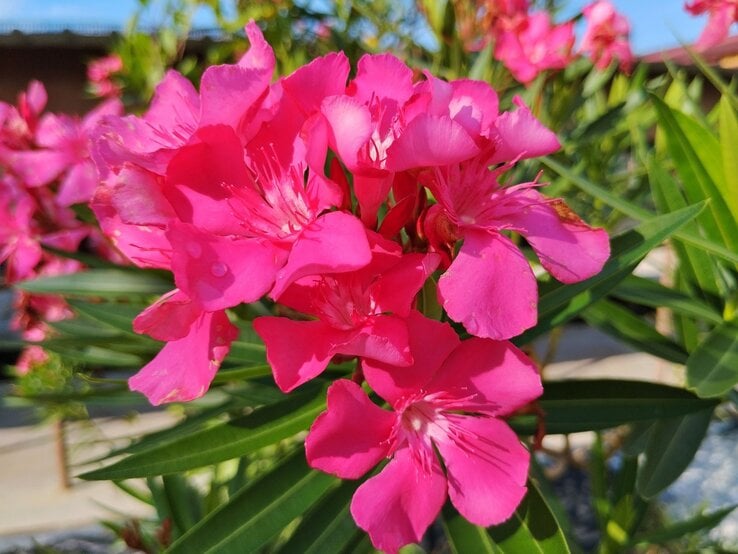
[686,0,738,49]
[254,234,439,392]
[87,54,123,99]
[494,11,575,84]
[580,0,635,71]
[306,313,542,553]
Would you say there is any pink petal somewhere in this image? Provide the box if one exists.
[82,97,124,130]
[56,160,98,206]
[253,317,339,392]
[386,115,480,172]
[353,172,394,228]
[168,221,279,311]
[504,190,610,283]
[239,21,276,75]
[305,379,395,478]
[108,165,174,226]
[35,113,79,150]
[144,70,199,137]
[129,310,238,405]
[436,415,529,526]
[350,53,414,106]
[163,125,247,235]
[695,3,734,49]
[351,447,447,554]
[371,252,440,317]
[199,63,270,128]
[10,150,71,187]
[270,210,371,299]
[320,95,372,170]
[133,289,200,341]
[363,311,459,406]
[438,230,537,340]
[448,79,500,138]
[427,337,542,416]
[282,52,350,116]
[490,97,560,163]
[339,315,413,367]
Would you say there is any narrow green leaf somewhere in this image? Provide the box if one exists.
[612,275,723,325]
[488,480,571,553]
[161,474,202,535]
[630,505,737,546]
[168,450,337,554]
[636,406,713,499]
[68,299,150,337]
[687,319,738,397]
[651,95,738,254]
[718,96,738,221]
[277,479,362,554]
[80,384,326,480]
[517,202,705,344]
[582,299,689,364]
[17,269,172,298]
[443,505,499,554]
[509,380,718,435]
[541,157,738,265]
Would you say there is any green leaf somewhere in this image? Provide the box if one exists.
[17,269,172,298]
[630,505,737,546]
[443,505,499,554]
[541,157,738,265]
[509,380,718,435]
[718,96,738,221]
[686,319,738,397]
[277,479,362,554]
[582,299,689,364]
[516,202,705,344]
[651,95,738,255]
[636,406,713,499]
[68,299,150,337]
[80,384,326,480]
[611,275,723,325]
[488,480,571,553]
[168,449,337,554]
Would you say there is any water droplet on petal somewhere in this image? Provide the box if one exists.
[211,262,227,277]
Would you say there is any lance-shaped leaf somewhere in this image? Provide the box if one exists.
[687,319,738,398]
[80,384,326,480]
[17,269,172,298]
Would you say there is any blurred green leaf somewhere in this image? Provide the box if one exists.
[636,406,713,499]
[718,96,738,221]
[443,505,499,554]
[488,480,571,553]
[687,320,738,398]
[17,269,171,298]
[81,384,325,480]
[168,449,337,553]
[629,504,737,546]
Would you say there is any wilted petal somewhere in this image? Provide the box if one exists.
[305,379,395,478]
[351,447,447,554]
[436,415,529,526]
[129,310,238,405]
[438,230,537,340]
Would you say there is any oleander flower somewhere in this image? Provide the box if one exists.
[580,0,634,71]
[306,313,542,553]
[686,0,738,49]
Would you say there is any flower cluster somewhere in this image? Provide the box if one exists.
[454,0,634,84]
[0,82,123,371]
[90,21,609,551]
[686,0,738,49]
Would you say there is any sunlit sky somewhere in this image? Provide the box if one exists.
[0,0,711,54]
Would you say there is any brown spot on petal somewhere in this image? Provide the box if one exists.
[551,199,584,225]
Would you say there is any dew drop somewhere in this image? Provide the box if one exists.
[211,262,228,277]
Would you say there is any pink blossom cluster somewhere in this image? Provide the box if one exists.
[87,54,124,99]
[686,0,738,49]
[460,1,634,84]
[0,81,122,372]
[91,22,609,551]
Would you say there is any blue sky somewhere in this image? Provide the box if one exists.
[0,0,710,54]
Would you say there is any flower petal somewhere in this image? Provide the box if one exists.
[438,230,537,340]
[363,311,459,406]
[253,317,339,392]
[282,52,350,116]
[270,210,371,299]
[132,289,200,341]
[351,447,447,554]
[436,415,529,526]
[490,96,560,163]
[305,379,395,479]
[320,95,372,170]
[129,310,238,405]
[340,315,413,367]
[427,337,542,416]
